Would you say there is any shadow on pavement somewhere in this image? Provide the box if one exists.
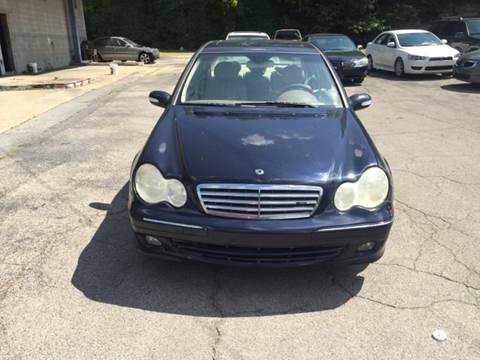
[72,184,365,317]
[441,83,480,93]
[368,70,447,82]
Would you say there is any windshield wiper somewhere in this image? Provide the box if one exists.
[183,102,235,107]
[234,101,316,108]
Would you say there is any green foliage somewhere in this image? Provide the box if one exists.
[83,0,473,49]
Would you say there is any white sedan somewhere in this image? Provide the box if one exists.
[366,30,460,77]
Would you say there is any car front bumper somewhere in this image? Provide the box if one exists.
[334,65,369,81]
[129,200,393,267]
[406,59,456,74]
[454,66,480,84]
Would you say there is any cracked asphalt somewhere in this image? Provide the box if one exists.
[1,57,479,359]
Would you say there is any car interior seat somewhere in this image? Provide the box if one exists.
[205,61,246,101]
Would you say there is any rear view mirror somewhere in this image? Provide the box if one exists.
[149,91,171,108]
[357,44,364,50]
[349,93,372,111]
[387,41,396,48]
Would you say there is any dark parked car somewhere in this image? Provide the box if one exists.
[274,29,302,40]
[91,36,160,64]
[431,17,480,53]
[304,33,369,84]
[454,48,480,84]
[129,40,394,267]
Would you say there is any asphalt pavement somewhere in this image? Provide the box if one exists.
[0,57,479,359]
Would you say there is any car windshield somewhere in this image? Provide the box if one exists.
[466,20,480,35]
[227,35,269,40]
[310,36,356,51]
[276,32,301,40]
[397,32,442,47]
[179,53,343,108]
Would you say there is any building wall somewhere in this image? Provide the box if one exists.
[0,0,86,74]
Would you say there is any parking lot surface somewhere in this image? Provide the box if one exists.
[0,57,479,359]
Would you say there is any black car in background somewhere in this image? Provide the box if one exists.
[430,17,480,53]
[454,48,480,84]
[274,29,302,40]
[304,33,369,84]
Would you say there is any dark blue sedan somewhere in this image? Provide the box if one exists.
[128,40,394,267]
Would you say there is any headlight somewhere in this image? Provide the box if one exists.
[134,163,187,207]
[334,167,389,212]
[408,55,428,61]
[353,57,369,67]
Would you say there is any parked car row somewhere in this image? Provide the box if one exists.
[226,17,480,84]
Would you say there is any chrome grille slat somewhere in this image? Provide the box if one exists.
[203,198,318,205]
[197,183,323,220]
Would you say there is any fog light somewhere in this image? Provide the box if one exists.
[145,235,163,246]
[357,241,375,252]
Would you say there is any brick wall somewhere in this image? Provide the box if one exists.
[0,0,86,73]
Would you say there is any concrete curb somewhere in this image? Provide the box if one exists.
[0,79,91,91]
[0,74,141,154]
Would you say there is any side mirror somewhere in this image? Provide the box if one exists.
[357,44,364,50]
[387,41,396,48]
[349,93,372,111]
[149,90,171,108]
[441,39,448,44]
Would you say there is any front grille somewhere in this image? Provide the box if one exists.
[168,240,343,265]
[197,183,323,220]
[425,65,453,71]
[429,57,453,61]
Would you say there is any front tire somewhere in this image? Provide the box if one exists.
[367,55,374,71]
[394,58,405,77]
[139,52,153,64]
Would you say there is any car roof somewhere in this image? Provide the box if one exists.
[388,29,430,34]
[202,40,318,54]
[306,33,350,38]
[275,29,301,33]
[227,31,269,36]
[437,17,480,21]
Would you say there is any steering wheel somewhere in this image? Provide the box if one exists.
[278,83,314,96]
[276,83,332,105]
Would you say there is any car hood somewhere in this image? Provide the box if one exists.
[323,50,365,60]
[403,45,459,57]
[462,49,480,60]
[168,106,379,184]
[140,46,158,52]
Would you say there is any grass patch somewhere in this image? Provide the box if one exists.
[108,87,121,95]
[160,51,194,57]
